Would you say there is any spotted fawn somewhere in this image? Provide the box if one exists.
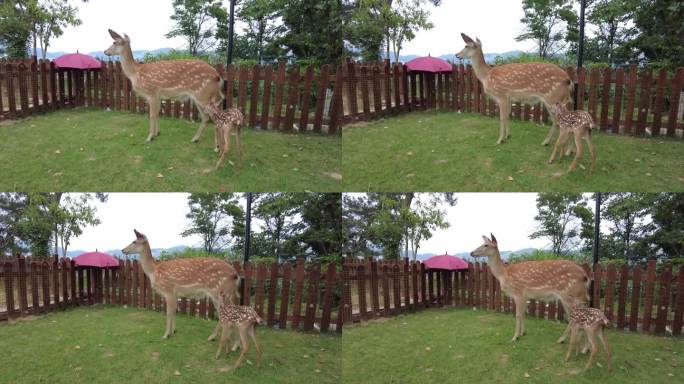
[548,103,597,174]
[204,102,244,170]
[215,290,263,369]
[566,307,612,371]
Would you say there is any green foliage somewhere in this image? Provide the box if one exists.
[516,0,578,58]
[250,193,342,263]
[158,247,225,261]
[0,193,102,257]
[631,0,684,68]
[506,249,571,263]
[531,193,591,256]
[181,193,244,254]
[33,0,81,59]
[233,0,285,64]
[0,1,33,58]
[345,0,441,62]
[342,193,453,260]
[493,52,574,66]
[166,0,227,55]
[142,49,223,65]
[584,0,637,66]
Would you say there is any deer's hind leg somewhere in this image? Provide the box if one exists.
[215,124,232,170]
[597,326,611,370]
[568,131,584,173]
[497,98,511,145]
[585,130,596,174]
[248,325,261,367]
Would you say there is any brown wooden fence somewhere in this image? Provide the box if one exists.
[339,60,684,138]
[0,59,343,135]
[3,58,683,139]
[342,258,684,336]
[0,256,341,333]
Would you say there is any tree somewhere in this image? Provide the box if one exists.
[277,0,345,65]
[631,0,684,68]
[585,0,637,66]
[252,193,301,260]
[516,0,578,58]
[601,193,650,263]
[0,193,29,255]
[342,193,453,260]
[531,193,589,255]
[640,193,684,259]
[181,193,244,254]
[0,1,33,58]
[296,193,342,262]
[33,0,82,59]
[52,194,100,257]
[235,0,285,64]
[166,0,227,55]
[346,0,441,62]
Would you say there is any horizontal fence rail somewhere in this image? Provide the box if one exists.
[0,256,341,333]
[2,57,683,139]
[342,258,684,336]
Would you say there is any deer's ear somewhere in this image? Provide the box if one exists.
[109,29,122,41]
[482,235,490,243]
[490,233,498,245]
[134,229,144,239]
[124,34,131,43]
[476,37,482,46]
[461,33,474,44]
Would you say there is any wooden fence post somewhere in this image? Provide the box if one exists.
[303,263,321,331]
[291,258,305,328]
[329,64,345,134]
[642,259,657,333]
[278,262,291,329]
[320,262,337,333]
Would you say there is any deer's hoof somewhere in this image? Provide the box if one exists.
[191,138,200,144]
[214,147,220,153]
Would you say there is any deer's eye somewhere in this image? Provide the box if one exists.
[484,244,488,247]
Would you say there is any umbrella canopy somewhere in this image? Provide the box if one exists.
[406,56,453,73]
[424,253,469,270]
[54,52,102,70]
[74,251,119,268]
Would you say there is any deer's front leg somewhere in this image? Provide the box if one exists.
[192,105,210,144]
[497,101,511,145]
[511,297,525,341]
[163,294,177,339]
[542,107,558,146]
[147,97,161,143]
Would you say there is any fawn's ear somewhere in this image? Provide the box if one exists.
[461,33,474,44]
[109,29,122,41]
[490,233,498,246]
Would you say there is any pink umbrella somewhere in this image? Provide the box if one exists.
[54,52,102,70]
[74,250,119,268]
[406,55,453,73]
[424,253,469,270]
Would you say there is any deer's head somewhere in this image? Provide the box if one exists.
[122,229,148,255]
[455,33,482,60]
[203,101,222,116]
[104,29,131,57]
[551,102,570,116]
[470,234,499,258]
[218,287,240,306]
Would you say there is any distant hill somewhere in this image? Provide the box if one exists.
[37,48,174,61]
[407,247,538,262]
[396,50,525,65]
[66,245,190,259]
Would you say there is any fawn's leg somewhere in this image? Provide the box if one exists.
[584,327,599,370]
[548,131,566,164]
[585,131,597,174]
[233,324,250,369]
[215,324,229,359]
[565,326,577,362]
[568,131,583,172]
[249,325,261,368]
[597,326,611,370]
[235,125,243,167]
[215,125,232,170]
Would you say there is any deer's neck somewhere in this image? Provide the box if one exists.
[486,250,507,282]
[138,243,157,276]
[470,50,490,82]
[119,45,140,80]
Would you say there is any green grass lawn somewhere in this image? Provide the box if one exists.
[342,111,684,192]
[343,308,683,384]
[0,109,341,191]
[0,306,340,384]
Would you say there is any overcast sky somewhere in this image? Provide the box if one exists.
[50,0,534,56]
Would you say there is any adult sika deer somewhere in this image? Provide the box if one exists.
[456,34,573,145]
[104,30,223,145]
[470,234,589,342]
[122,229,240,340]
